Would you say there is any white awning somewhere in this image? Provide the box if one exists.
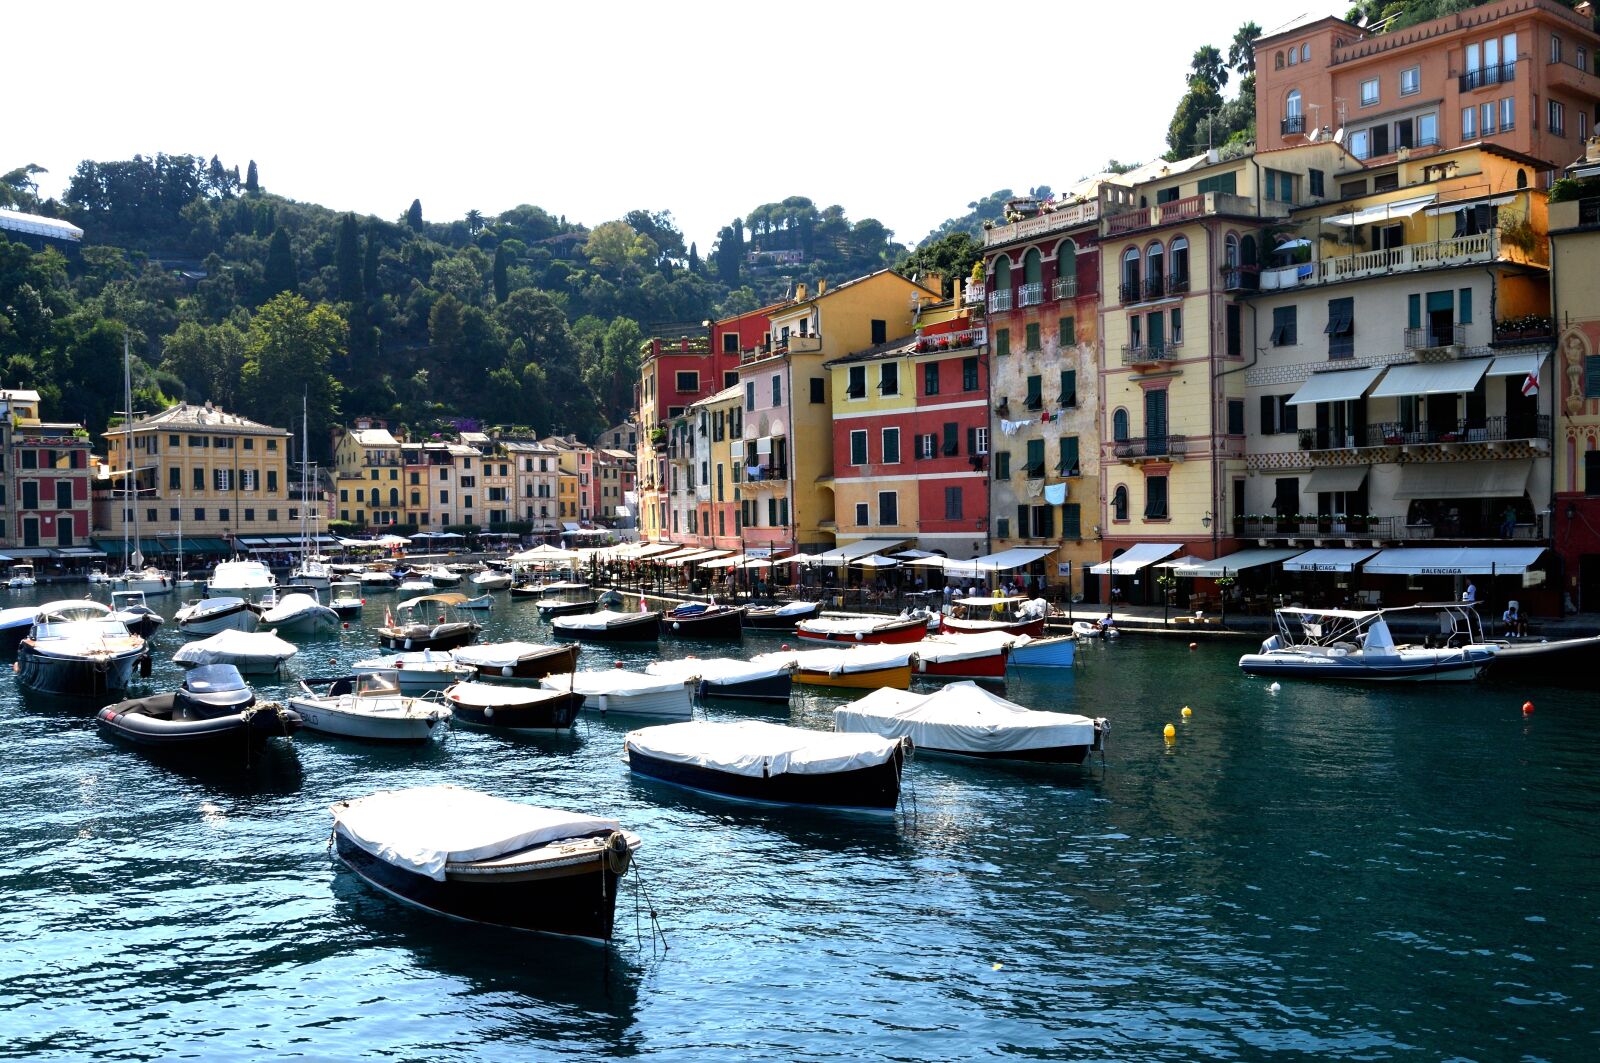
[1423,194,1515,216]
[1155,554,1208,569]
[1305,466,1371,493]
[1281,547,1379,572]
[1287,366,1387,406]
[615,505,632,518]
[1089,542,1181,575]
[697,553,746,570]
[1370,358,1492,398]
[1171,548,1305,577]
[850,554,903,568]
[1487,353,1548,377]
[660,549,731,566]
[1325,193,1437,226]
[1363,546,1545,576]
[966,546,1059,572]
[810,538,910,564]
[1395,460,1531,500]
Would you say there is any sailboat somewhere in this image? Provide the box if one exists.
[111,334,172,597]
[290,396,331,589]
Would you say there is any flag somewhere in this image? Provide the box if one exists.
[1522,369,1539,398]
[384,606,394,627]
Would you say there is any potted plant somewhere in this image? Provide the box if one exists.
[1332,512,1347,533]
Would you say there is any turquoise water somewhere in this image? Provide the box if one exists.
[0,585,1595,1060]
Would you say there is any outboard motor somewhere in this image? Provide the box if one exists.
[1260,634,1281,653]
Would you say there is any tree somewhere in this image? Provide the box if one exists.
[584,220,656,276]
[362,231,379,298]
[1190,45,1229,93]
[238,293,344,456]
[1228,22,1261,78]
[335,213,362,302]
[687,242,701,275]
[262,227,296,301]
[493,243,510,303]
[1166,84,1226,159]
[406,199,424,231]
[897,232,982,298]
[245,160,259,194]
[0,164,47,211]
[465,209,484,235]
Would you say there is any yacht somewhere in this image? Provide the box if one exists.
[17,599,148,697]
[206,559,277,600]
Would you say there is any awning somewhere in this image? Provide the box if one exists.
[1395,459,1531,500]
[1156,554,1208,569]
[1423,194,1515,216]
[615,505,632,518]
[660,549,731,566]
[1089,542,1181,575]
[1171,548,1305,577]
[1305,466,1371,493]
[236,536,268,547]
[1487,353,1548,377]
[697,553,746,570]
[810,538,911,564]
[1326,193,1437,226]
[1282,547,1379,572]
[966,546,1059,572]
[1287,366,1387,406]
[54,546,106,558]
[1370,358,1491,398]
[5,547,55,559]
[1363,546,1545,576]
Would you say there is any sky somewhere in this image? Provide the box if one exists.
[13,0,1335,252]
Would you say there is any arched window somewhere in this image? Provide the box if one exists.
[1224,233,1240,269]
[1301,43,1310,63]
[1022,248,1042,304]
[1241,234,1258,266]
[1275,50,1285,70]
[1112,485,1129,521]
[993,254,1012,294]
[1056,239,1077,296]
[1112,408,1130,442]
[1517,168,1528,189]
[1145,241,1165,295]
[390,488,399,505]
[1169,236,1190,291]
[1286,90,1302,117]
[1121,247,1141,300]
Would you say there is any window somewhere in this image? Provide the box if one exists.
[1341,178,1368,198]
[721,332,739,354]
[1112,485,1129,521]
[771,376,782,405]
[745,382,756,412]
[855,502,870,526]
[918,433,937,460]
[1459,287,1473,324]
[674,371,698,393]
[1552,32,1563,65]
[1500,96,1515,131]
[871,320,887,345]
[1349,129,1370,159]
[19,451,35,470]
[1058,316,1076,348]
[1260,394,1300,435]
[974,427,989,455]
[1112,409,1130,442]
[214,468,231,492]
[944,486,964,521]
[882,428,901,464]
[1145,476,1169,520]
[1582,109,1591,143]
[996,516,1011,539]
[942,422,959,456]
[1170,308,1183,347]
[266,439,277,451]
[1196,172,1237,196]
[878,491,898,526]
[1419,112,1439,145]
[1060,369,1077,407]
[1309,169,1325,197]
[995,451,1011,479]
[1301,42,1310,63]
[1226,305,1242,357]
[267,471,277,491]
[1025,322,1041,351]
[850,430,868,466]
[1265,169,1296,203]
[962,357,979,392]
[995,328,1010,357]
[1399,65,1420,96]
[194,508,206,521]
[923,362,940,396]
[1057,436,1080,476]
[1271,306,1298,346]
[1026,374,1043,410]
[1482,101,1497,135]
[1463,106,1478,138]
[1326,297,1354,358]
[847,365,867,399]
[1373,171,1399,193]
[1549,98,1566,136]
[1129,315,1142,350]
[169,466,181,490]
[1025,438,1046,479]
[1227,399,1245,435]
[878,363,899,395]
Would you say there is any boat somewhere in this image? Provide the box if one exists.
[172,628,298,674]
[376,593,481,652]
[87,568,112,585]
[550,609,661,642]
[206,559,277,600]
[452,641,579,681]
[1006,633,1079,669]
[624,720,906,812]
[329,580,363,620]
[107,335,174,597]
[443,681,583,731]
[290,558,333,590]
[398,578,435,595]
[97,665,301,750]
[538,670,695,718]
[908,631,1016,680]
[741,599,822,631]
[539,580,592,597]
[109,589,165,638]
[535,584,600,618]
[17,599,148,697]
[939,596,1049,638]
[0,605,39,653]
[470,569,513,592]
[1237,603,1498,683]
[1072,619,1120,640]
[662,602,746,639]
[1485,632,1600,684]
[426,565,462,588]
[329,784,641,942]
[259,591,340,636]
[353,650,472,695]
[644,657,794,703]
[836,681,1107,764]
[795,611,929,645]
[358,568,398,589]
[175,595,260,637]
[290,670,452,742]
[6,563,36,588]
[749,644,916,690]
[455,593,495,611]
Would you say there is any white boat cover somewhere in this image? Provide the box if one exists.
[539,670,690,697]
[625,720,899,778]
[751,644,914,674]
[836,681,1100,753]
[773,601,816,616]
[551,609,650,631]
[179,596,249,620]
[173,629,298,668]
[261,593,334,624]
[798,614,915,635]
[645,657,792,683]
[452,641,560,668]
[446,682,568,707]
[911,632,1028,663]
[354,652,462,672]
[331,784,620,882]
[0,605,37,629]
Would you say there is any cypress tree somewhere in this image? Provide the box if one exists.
[262,227,295,300]
[245,160,259,194]
[335,213,361,302]
[362,232,379,300]
[688,242,701,275]
[406,198,424,231]
[493,244,510,303]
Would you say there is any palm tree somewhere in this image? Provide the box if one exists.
[1190,45,1229,93]
[465,209,484,235]
[1228,22,1261,78]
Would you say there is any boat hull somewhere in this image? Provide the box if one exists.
[940,616,1046,638]
[1238,652,1490,682]
[792,663,912,690]
[98,696,301,748]
[1007,636,1078,668]
[1486,635,1600,683]
[627,746,903,812]
[261,607,340,636]
[178,602,260,637]
[448,689,583,731]
[464,644,579,681]
[795,616,928,645]
[552,614,662,643]
[663,606,745,639]
[287,698,447,742]
[537,599,599,617]
[18,643,145,698]
[697,673,793,703]
[915,651,1008,680]
[741,602,821,630]
[378,623,480,652]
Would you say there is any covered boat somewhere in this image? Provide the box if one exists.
[443,681,584,731]
[535,584,600,617]
[749,644,916,690]
[1006,633,1079,669]
[358,569,398,589]
[175,595,260,637]
[939,596,1049,638]
[172,628,298,674]
[909,631,1018,680]
[1238,604,1497,683]
[329,580,363,620]
[426,565,462,588]
[0,604,39,653]
[290,671,452,742]
[353,650,471,695]
[836,681,1106,764]
[97,665,302,750]
[644,657,794,702]
[742,600,822,631]
[18,600,148,698]
[470,569,513,592]
[625,720,906,812]
[550,609,662,643]
[538,670,694,718]
[376,594,481,652]
[109,590,165,638]
[260,591,340,636]
[452,641,578,681]
[329,785,641,942]
[795,611,929,645]
[662,602,746,639]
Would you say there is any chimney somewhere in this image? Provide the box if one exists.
[816,279,826,296]
[924,272,944,298]
[795,282,807,300]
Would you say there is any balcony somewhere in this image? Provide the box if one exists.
[1221,267,1260,292]
[1118,279,1141,303]
[1121,340,1181,367]
[786,334,822,354]
[1017,282,1044,307]
[695,484,711,502]
[1458,60,1516,93]
[982,198,1101,248]
[1548,55,1600,97]
[987,289,1013,313]
[1403,323,1467,351]
[743,463,787,487]
[1281,114,1306,135]
[1104,192,1291,238]
[1365,415,1550,447]
[1144,274,1165,299]
[1111,435,1187,463]
[965,283,986,305]
[1052,276,1077,300]
[912,327,985,354]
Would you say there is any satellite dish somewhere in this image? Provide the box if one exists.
[1333,127,1346,145]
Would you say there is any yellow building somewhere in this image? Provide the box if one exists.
[688,384,744,550]
[557,472,579,522]
[480,448,514,526]
[332,424,403,527]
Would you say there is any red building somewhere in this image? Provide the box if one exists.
[1,389,94,559]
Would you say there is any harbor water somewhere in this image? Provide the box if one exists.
[0,586,1595,1060]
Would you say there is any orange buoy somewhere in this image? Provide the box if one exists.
[341,622,350,630]
[1522,701,1535,715]
[614,660,624,668]
[1189,642,1197,650]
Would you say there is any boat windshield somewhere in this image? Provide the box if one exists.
[357,672,403,697]
[35,618,131,640]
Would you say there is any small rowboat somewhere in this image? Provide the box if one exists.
[290,671,452,742]
[908,631,1015,680]
[550,609,661,643]
[645,657,794,702]
[750,644,915,690]
[741,600,821,631]
[662,602,746,639]
[939,596,1049,638]
[443,681,583,731]
[795,611,929,645]
[452,641,579,681]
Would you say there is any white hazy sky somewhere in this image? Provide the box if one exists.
[14,0,1335,251]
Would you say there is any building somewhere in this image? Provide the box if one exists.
[332,422,403,527]
[504,440,561,531]
[1256,0,1600,172]
[480,446,514,526]
[594,421,638,453]
[0,389,94,558]
[1548,136,1600,611]
[541,436,594,522]
[595,448,635,524]
[0,208,83,253]
[401,441,484,528]
[678,385,743,551]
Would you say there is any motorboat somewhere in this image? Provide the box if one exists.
[538,580,592,597]
[455,593,494,611]
[376,594,481,652]
[329,784,641,941]
[908,631,1016,680]
[329,581,363,620]
[1485,632,1600,684]
[290,558,333,590]
[206,559,277,600]
[176,595,260,637]
[443,681,583,731]
[357,568,398,590]
[0,604,39,653]
[109,590,165,638]
[353,650,471,695]
[260,591,340,636]
[173,628,298,674]
[1238,604,1498,683]
[538,670,695,718]
[291,670,451,742]
[550,609,661,643]
[836,682,1107,764]
[17,599,148,698]
[535,585,600,618]
[111,567,173,596]
[741,599,822,631]
[87,568,113,585]
[398,578,436,595]
[939,596,1048,638]
[470,569,513,592]
[749,644,916,690]
[426,565,462,588]
[97,665,301,750]
[662,602,746,639]
[1072,619,1120,640]
[6,563,36,588]
[452,641,578,681]
[644,657,794,702]
[624,720,906,812]
[796,611,929,645]
[1006,633,1079,669]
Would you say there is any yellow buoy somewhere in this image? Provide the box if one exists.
[991,962,1004,971]
[1181,706,1192,718]
[1163,722,1176,739]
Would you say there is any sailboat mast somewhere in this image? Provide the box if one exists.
[121,334,136,571]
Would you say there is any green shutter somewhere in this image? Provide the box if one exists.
[1062,503,1082,538]
[996,328,1010,356]
[1026,375,1042,403]
[1408,294,1421,330]
[1026,438,1045,473]
[1059,316,1076,345]
[1058,436,1080,474]
[1060,369,1077,405]
[1458,287,1472,323]
[1025,322,1040,351]
[1426,290,1453,312]
[995,451,1010,479]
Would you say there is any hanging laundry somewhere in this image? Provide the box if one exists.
[1000,418,1036,435]
[1043,482,1067,506]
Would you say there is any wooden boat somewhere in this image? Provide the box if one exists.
[377,593,482,652]
[750,644,915,690]
[625,720,906,812]
[454,593,495,611]
[452,641,578,681]
[742,599,822,631]
[1006,633,1078,669]
[538,670,694,718]
[443,681,583,731]
[836,681,1106,764]
[535,586,600,617]
[290,671,452,742]
[939,596,1049,638]
[645,657,794,702]
[18,600,149,698]
[172,628,298,674]
[97,665,302,750]
[796,611,929,645]
[909,632,1015,680]
[550,609,661,643]
[329,785,641,942]
[176,595,261,636]
[662,602,746,639]
[353,651,471,695]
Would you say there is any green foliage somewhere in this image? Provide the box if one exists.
[239,293,344,449]
[896,232,982,298]
[406,199,424,231]
[0,164,47,211]
[245,160,259,194]
[1190,45,1228,94]
[262,227,296,300]
[335,214,361,302]
[919,187,1052,246]
[1548,175,1600,202]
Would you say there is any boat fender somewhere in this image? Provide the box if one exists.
[484,706,494,719]
[502,666,513,677]
[917,659,926,673]
[672,622,680,630]
[404,638,413,650]
[856,632,864,641]
[604,831,632,874]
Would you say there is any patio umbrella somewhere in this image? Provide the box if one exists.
[850,554,902,568]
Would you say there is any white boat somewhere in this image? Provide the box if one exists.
[358,569,398,589]
[836,681,1106,764]
[538,670,695,719]
[749,644,917,690]
[470,569,513,592]
[329,580,363,620]
[109,589,165,638]
[16,599,148,697]
[1072,619,1119,640]
[6,563,37,588]
[173,628,298,674]
[260,591,340,635]
[455,593,494,611]
[176,595,260,636]
[353,651,471,695]
[398,579,435,595]
[111,567,172,596]
[206,559,276,600]
[290,558,333,590]
[426,566,462,588]
[86,568,113,585]
[291,670,451,742]
[1238,603,1498,683]
[0,604,39,652]
[907,631,1019,680]
[644,657,794,702]
[108,336,172,598]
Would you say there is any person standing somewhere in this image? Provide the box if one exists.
[1462,581,1477,604]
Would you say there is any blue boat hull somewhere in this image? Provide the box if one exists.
[1007,637,1076,669]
